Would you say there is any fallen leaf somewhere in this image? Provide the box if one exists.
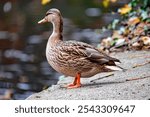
[41,0,51,5]
[132,42,141,47]
[141,10,149,20]
[101,37,113,47]
[141,36,150,45]
[133,22,145,36]
[115,38,126,46]
[118,4,132,15]
[112,30,123,39]
[111,19,119,29]
[128,17,140,25]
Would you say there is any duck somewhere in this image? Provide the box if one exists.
[38,8,123,89]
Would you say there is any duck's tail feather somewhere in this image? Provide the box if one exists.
[105,65,127,72]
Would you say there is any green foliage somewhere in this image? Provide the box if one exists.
[110,38,118,46]
[111,19,119,29]
[129,0,149,8]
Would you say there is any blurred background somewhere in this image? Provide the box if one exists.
[0,0,131,99]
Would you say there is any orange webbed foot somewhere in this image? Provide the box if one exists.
[66,73,81,89]
[67,83,81,89]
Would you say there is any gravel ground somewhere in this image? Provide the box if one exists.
[27,51,150,100]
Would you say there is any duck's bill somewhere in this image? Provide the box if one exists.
[38,18,47,24]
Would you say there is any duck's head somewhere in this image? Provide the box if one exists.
[38,8,61,24]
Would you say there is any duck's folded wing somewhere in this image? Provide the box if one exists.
[60,41,120,65]
[85,47,120,64]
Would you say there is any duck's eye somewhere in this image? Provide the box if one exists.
[45,12,52,16]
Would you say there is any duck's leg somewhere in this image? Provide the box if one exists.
[67,73,81,89]
[67,77,77,87]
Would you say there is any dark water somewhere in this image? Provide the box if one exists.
[0,34,60,99]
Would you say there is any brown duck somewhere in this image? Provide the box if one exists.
[38,8,122,89]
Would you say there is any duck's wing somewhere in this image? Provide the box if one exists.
[59,41,120,65]
[85,47,120,64]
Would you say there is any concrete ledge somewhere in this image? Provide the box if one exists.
[27,51,150,100]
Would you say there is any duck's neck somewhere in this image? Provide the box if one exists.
[48,18,63,47]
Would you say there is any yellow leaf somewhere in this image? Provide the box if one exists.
[128,17,140,25]
[102,0,110,8]
[41,0,51,5]
[118,4,132,15]
[141,36,150,45]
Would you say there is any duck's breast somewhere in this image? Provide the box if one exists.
[46,46,76,76]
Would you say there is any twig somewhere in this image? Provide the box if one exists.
[126,77,141,81]
[126,75,150,81]
[128,55,150,59]
[90,73,114,83]
[132,61,150,68]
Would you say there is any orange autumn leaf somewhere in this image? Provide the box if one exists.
[41,0,51,5]
[118,4,132,15]
[141,36,150,45]
[128,17,140,25]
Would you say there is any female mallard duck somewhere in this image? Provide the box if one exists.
[38,8,122,89]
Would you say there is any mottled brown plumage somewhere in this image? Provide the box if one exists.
[38,8,122,88]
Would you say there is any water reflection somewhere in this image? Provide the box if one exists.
[0,30,59,99]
